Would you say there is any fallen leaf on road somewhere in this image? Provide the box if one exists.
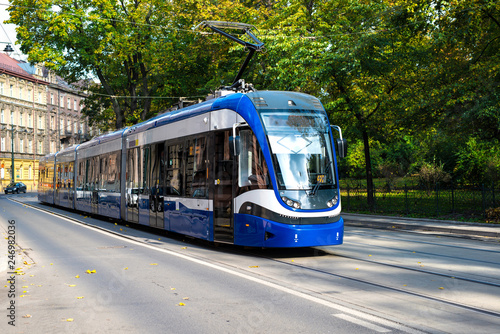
[22,314,32,318]
[76,296,84,299]
[249,266,259,268]
[85,270,96,274]
[178,303,185,306]
[66,318,74,322]
[150,263,158,266]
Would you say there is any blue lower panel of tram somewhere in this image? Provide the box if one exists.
[167,203,212,241]
[234,214,344,248]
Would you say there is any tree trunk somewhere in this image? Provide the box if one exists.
[362,128,375,209]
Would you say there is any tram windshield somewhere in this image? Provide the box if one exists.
[260,109,337,193]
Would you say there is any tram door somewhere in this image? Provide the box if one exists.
[213,130,234,243]
[126,147,139,224]
[149,142,165,229]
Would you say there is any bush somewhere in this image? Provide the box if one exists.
[485,207,500,223]
[454,137,500,185]
[418,160,451,193]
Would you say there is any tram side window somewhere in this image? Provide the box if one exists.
[48,164,54,189]
[127,148,140,193]
[186,137,208,198]
[238,129,270,189]
[166,144,182,196]
[91,156,99,192]
[68,161,74,189]
[106,152,120,193]
[99,154,107,191]
[141,146,149,195]
[56,163,62,190]
[77,161,83,190]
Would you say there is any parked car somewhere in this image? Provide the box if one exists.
[4,182,27,194]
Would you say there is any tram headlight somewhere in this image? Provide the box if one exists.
[281,196,301,209]
[327,195,339,208]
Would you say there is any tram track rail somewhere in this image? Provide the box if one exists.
[243,248,500,320]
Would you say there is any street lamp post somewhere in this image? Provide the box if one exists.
[1,43,14,55]
[11,123,14,183]
[2,42,15,182]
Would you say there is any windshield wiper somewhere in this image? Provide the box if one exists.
[309,159,333,196]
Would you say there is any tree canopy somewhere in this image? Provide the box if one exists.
[8,0,500,187]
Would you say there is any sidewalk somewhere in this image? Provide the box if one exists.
[343,213,500,238]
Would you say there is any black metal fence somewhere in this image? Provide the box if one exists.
[340,181,499,221]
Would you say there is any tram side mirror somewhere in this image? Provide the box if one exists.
[230,136,240,156]
[336,139,348,158]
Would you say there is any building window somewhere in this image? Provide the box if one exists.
[28,139,32,153]
[19,112,23,126]
[50,93,54,104]
[10,85,13,97]
[38,141,43,154]
[19,88,22,100]
[10,111,14,125]
[51,115,54,128]
[28,89,32,101]
[67,97,71,109]
[60,119,64,134]
[51,141,55,153]
[38,91,42,103]
[74,99,78,111]
[0,82,3,95]
[1,109,4,123]
[28,114,32,128]
[38,115,43,129]
[20,138,24,153]
[1,137,5,151]
[29,165,32,179]
[60,96,64,107]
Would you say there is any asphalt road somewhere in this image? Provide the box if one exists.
[1,195,418,334]
[2,194,500,333]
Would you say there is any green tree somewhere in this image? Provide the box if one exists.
[259,0,437,208]
[8,0,271,129]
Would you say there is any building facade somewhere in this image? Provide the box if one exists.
[0,53,89,192]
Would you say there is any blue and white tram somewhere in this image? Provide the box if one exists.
[38,91,346,247]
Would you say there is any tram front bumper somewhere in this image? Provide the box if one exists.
[234,214,344,248]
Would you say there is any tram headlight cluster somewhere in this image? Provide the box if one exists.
[281,196,301,209]
[327,195,339,208]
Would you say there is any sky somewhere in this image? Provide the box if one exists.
[0,2,26,60]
